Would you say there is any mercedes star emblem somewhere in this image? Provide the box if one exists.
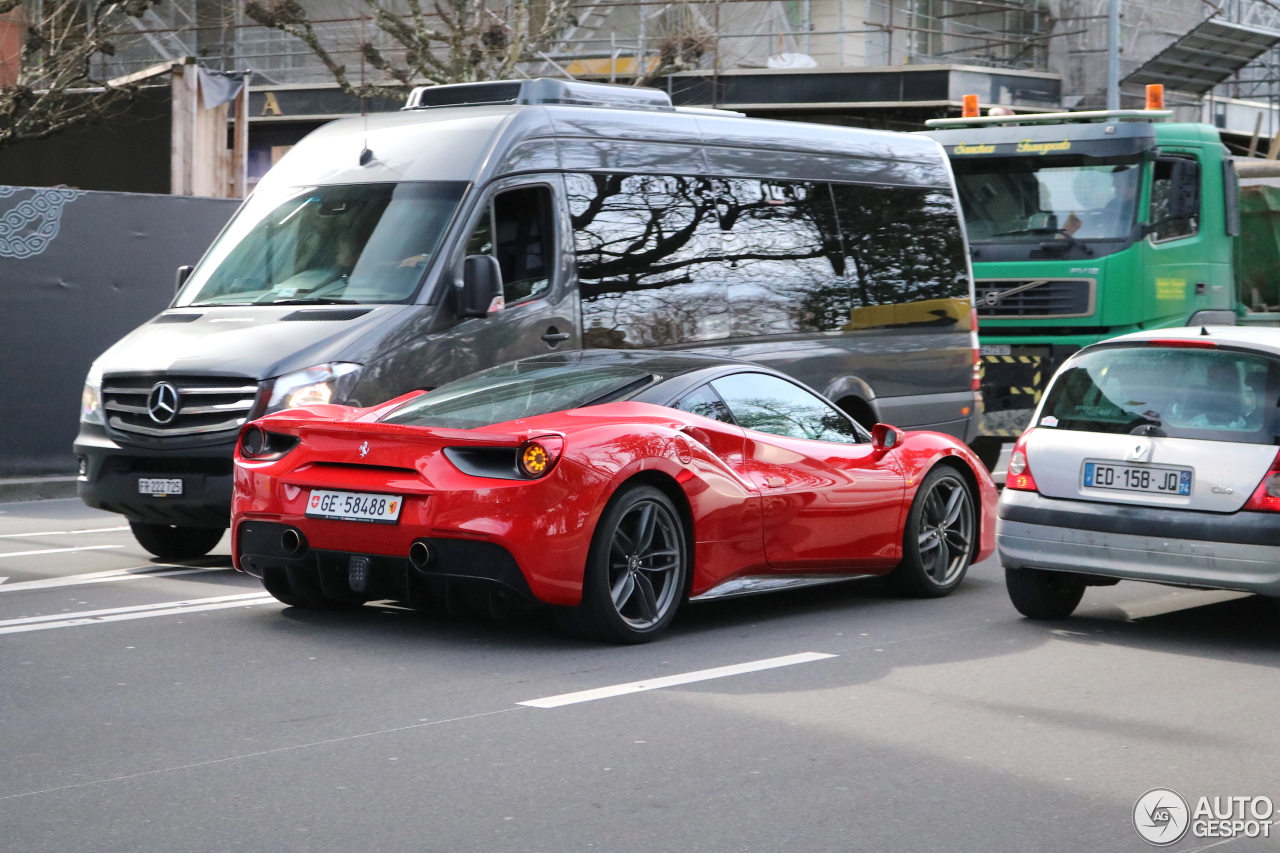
[146,382,181,425]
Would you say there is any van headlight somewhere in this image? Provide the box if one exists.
[265,363,362,414]
[81,379,103,424]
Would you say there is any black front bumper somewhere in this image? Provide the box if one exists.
[74,422,235,528]
[236,520,539,607]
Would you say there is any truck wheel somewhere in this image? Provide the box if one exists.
[1005,567,1085,619]
[884,467,976,598]
[130,522,224,560]
[556,484,688,644]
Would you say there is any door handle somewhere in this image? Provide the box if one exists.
[541,328,571,345]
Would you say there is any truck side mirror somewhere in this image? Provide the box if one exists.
[458,255,504,318]
[175,265,194,292]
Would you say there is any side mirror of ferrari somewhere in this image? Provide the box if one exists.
[458,254,504,318]
[872,423,904,452]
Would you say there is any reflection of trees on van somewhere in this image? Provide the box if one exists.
[569,172,730,348]
[566,172,970,347]
[831,185,970,318]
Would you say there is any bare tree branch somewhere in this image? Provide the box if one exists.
[244,0,576,97]
[0,0,168,150]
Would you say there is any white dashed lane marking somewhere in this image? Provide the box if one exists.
[0,545,123,560]
[0,592,276,635]
[0,526,129,539]
[518,652,838,708]
[0,565,230,593]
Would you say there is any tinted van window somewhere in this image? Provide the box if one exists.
[466,185,554,303]
[829,185,970,330]
[718,179,846,335]
[1040,346,1276,444]
[567,173,730,348]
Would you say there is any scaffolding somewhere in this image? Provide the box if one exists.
[864,0,1051,70]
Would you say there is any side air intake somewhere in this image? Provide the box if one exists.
[404,78,672,112]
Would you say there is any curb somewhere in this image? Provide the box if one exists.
[0,476,80,504]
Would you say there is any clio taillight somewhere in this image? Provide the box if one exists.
[1005,430,1038,492]
[1243,450,1280,512]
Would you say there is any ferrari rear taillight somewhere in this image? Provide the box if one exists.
[1004,431,1038,492]
[1243,450,1280,512]
[518,436,564,478]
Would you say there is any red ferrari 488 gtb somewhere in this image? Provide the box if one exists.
[233,351,996,642]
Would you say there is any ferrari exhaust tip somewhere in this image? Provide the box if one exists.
[280,528,306,556]
[409,540,434,571]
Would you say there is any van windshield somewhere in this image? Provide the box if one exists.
[1039,346,1278,444]
[180,182,467,306]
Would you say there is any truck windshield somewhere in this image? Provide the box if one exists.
[180,182,467,306]
[954,156,1142,243]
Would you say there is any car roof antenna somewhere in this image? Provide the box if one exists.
[1200,326,1210,336]
[358,12,373,167]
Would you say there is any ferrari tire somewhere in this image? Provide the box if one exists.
[557,484,689,644]
[130,522,224,561]
[884,466,976,598]
[260,566,362,611]
[1005,567,1085,620]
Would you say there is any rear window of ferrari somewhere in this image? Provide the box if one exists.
[381,363,655,430]
[1039,344,1280,444]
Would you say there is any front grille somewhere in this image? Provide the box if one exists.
[102,374,260,438]
[976,279,1094,318]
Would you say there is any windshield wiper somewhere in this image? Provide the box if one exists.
[268,297,362,305]
[990,227,1094,256]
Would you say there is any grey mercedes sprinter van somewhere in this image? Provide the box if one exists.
[75,78,981,559]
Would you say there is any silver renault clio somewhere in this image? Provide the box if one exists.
[997,325,1280,619]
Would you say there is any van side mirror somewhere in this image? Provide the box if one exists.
[175,265,194,292]
[872,423,904,452]
[458,255,504,318]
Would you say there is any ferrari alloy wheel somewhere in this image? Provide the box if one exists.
[1005,567,1086,620]
[885,467,976,598]
[130,522,225,561]
[560,484,688,644]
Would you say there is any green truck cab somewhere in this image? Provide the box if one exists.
[923,110,1241,463]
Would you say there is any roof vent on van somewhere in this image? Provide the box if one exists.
[403,78,673,112]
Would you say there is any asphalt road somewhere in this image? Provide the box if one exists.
[1,498,1278,853]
